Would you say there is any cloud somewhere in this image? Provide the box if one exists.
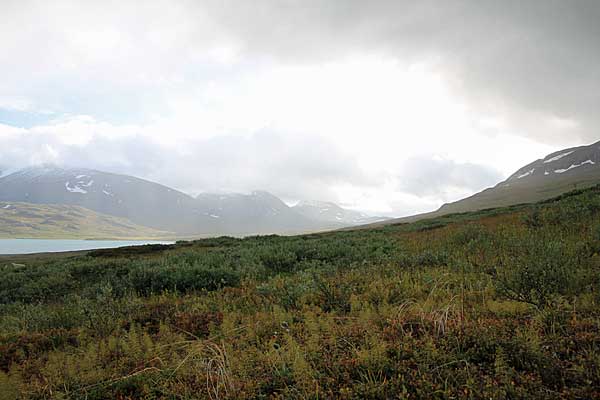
[151,129,377,202]
[397,157,503,201]
[0,118,373,204]
[3,1,599,144]
[0,112,562,216]
[195,0,600,144]
[1,1,596,216]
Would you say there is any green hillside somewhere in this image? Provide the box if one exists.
[365,163,600,228]
[1,187,600,398]
[0,202,171,239]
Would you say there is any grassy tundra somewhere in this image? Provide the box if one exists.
[1,187,600,399]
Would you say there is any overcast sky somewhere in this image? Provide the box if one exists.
[1,0,598,216]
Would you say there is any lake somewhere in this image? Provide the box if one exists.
[0,239,175,255]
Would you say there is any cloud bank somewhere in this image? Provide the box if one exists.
[1,0,597,215]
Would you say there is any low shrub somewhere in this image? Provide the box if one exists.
[495,235,588,308]
[130,262,241,296]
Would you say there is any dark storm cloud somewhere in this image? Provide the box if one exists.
[200,0,600,144]
[398,157,502,199]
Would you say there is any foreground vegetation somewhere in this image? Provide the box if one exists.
[1,187,600,399]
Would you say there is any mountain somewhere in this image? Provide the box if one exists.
[0,165,382,236]
[194,191,319,234]
[0,167,15,179]
[0,202,169,239]
[370,139,600,226]
[0,165,207,234]
[292,200,389,225]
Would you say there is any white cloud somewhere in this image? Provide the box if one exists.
[0,0,593,216]
[0,97,33,112]
[0,108,559,216]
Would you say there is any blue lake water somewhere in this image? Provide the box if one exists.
[0,239,175,255]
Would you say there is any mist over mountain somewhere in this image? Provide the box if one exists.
[504,141,600,185]
[193,191,320,235]
[292,200,388,226]
[367,140,600,226]
[0,165,202,234]
[0,165,385,237]
[4,138,600,238]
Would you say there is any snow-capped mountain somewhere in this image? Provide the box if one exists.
[292,200,388,225]
[0,165,383,236]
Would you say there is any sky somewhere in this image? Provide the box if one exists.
[0,0,598,217]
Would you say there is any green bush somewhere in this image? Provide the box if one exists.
[259,248,299,273]
[129,262,240,295]
[495,235,587,308]
[522,208,543,229]
[312,273,352,313]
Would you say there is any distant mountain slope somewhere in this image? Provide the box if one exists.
[369,140,600,226]
[0,202,169,239]
[0,166,208,234]
[0,166,383,236]
[194,191,320,234]
[292,200,389,225]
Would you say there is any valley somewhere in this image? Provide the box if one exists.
[1,184,599,398]
[0,167,388,238]
[3,2,599,398]
[4,141,600,240]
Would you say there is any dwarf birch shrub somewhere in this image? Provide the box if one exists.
[495,235,586,308]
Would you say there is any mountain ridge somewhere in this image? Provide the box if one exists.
[360,139,600,227]
[292,200,388,225]
[0,165,383,236]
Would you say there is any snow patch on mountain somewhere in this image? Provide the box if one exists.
[203,212,221,218]
[293,199,387,226]
[0,168,19,179]
[555,160,595,174]
[65,181,88,194]
[1,164,389,234]
[544,151,575,163]
[517,169,535,179]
